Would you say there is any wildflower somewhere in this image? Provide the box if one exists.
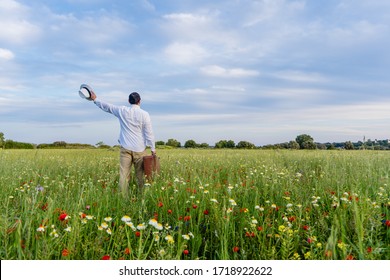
[384,220,390,227]
[192,204,198,209]
[125,222,136,231]
[104,217,112,222]
[135,231,141,237]
[210,198,218,203]
[251,218,258,224]
[79,212,87,219]
[337,241,346,250]
[137,223,146,230]
[106,228,112,235]
[159,249,166,256]
[101,222,109,229]
[86,205,91,210]
[304,251,312,259]
[203,209,209,215]
[302,225,310,231]
[62,248,69,257]
[64,226,72,232]
[255,205,264,211]
[165,235,174,244]
[232,246,240,253]
[184,216,191,222]
[50,229,59,238]
[229,199,237,206]
[316,242,322,248]
[367,247,372,253]
[271,204,277,209]
[346,254,355,260]
[102,255,110,260]
[157,201,164,208]
[278,225,286,233]
[121,215,131,223]
[167,209,173,214]
[183,249,189,255]
[36,225,45,232]
[124,248,131,255]
[292,252,301,260]
[86,215,94,220]
[59,213,69,221]
[188,232,194,238]
[182,234,190,240]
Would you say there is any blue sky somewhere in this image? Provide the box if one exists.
[1,0,390,146]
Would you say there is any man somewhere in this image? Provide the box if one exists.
[90,89,156,197]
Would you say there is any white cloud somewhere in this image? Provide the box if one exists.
[200,65,259,78]
[0,0,41,44]
[0,48,14,60]
[164,42,208,65]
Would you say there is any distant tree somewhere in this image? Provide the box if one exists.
[344,141,355,150]
[288,140,300,150]
[215,140,227,149]
[0,132,4,148]
[156,140,165,146]
[166,138,181,148]
[295,134,315,149]
[184,139,198,148]
[236,141,256,149]
[198,143,210,148]
[226,140,236,148]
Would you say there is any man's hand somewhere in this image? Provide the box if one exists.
[90,89,97,101]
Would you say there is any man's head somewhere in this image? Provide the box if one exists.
[129,92,141,104]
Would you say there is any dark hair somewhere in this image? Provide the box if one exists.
[129,92,141,104]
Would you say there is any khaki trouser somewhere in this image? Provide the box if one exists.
[119,147,146,197]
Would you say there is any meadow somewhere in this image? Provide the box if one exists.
[0,148,389,260]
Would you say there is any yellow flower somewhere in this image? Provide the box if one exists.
[278,225,286,233]
[165,235,174,244]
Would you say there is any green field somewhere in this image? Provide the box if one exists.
[1,149,389,260]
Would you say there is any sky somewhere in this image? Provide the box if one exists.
[1,0,390,147]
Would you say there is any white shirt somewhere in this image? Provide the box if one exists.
[94,98,155,152]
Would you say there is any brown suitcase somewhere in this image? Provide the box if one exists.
[143,155,160,181]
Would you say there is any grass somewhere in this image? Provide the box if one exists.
[0,148,389,260]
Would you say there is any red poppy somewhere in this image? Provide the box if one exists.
[192,204,198,209]
[184,216,191,222]
[367,247,372,253]
[62,248,69,257]
[167,209,173,214]
[302,225,310,231]
[135,231,141,237]
[102,255,111,260]
[203,209,209,215]
[59,213,68,221]
[346,254,354,260]
[80,213,86,219]
[288,216,296,222]
[245,232,255,238]
[232,246,240,253]
[124,247,131,255]
[183,250,189,255]
[385,220,390,227]
[257,226,263,231]
[157,201,163,208]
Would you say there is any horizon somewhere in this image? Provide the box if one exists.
[1,0,390,147]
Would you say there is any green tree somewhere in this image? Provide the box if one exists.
[236,141,256,149]
[0,132,4,148]
[215,140,227,149]
[288,140,300,150]
[166,138,181,148]
[184,139,198,148]
[344,141,355,150]
[295,134,315,149]
[226,140,236,148]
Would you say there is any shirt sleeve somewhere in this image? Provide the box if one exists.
[143,112,156,152]
[94,98,121,118]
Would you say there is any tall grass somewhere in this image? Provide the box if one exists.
[0,149,389,260]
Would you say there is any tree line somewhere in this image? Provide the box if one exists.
[1,132,389,150]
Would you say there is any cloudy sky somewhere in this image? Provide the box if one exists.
[1,0,389,146]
